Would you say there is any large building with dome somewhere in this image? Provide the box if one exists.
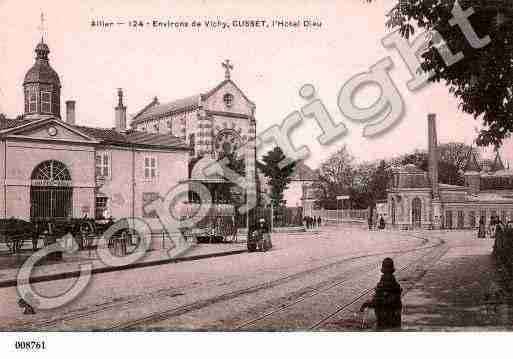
[0,38,192,228]
[387,114,513,230]
[0,36,258,228]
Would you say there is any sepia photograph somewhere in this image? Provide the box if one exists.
[0,0,512,357]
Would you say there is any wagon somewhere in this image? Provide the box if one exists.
[247,228,272,252]
[0,218,36,254]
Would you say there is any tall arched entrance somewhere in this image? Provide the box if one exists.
[30,160,73,220]
[412,197,422,228]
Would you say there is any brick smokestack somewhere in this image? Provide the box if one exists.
[65,100,76,125]
[115,88,127,132]
[428,113,439,199]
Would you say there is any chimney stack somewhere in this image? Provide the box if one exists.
[65,100,76,125]
[115,88,127,132]
[428,114,439,199]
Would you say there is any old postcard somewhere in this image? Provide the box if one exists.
[0,0,511,357]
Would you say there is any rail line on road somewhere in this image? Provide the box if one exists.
[309,235,448,330]
[12,232,438,331]
[105,234,443,331]
[233,235,446,330]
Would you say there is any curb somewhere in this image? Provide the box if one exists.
[0,248,247,289]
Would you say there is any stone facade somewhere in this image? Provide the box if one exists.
[130,65,257,210]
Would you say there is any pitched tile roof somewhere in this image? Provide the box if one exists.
[0,117,189,150]
[463,150,482,172]
[0,117,34,130]
[73,125,127,143]
[131,95,200,125]
[290,161,319,181]
[491,152,506,172]
[124,130,188,148]
[73,125,189,149]
[130,79,255,126]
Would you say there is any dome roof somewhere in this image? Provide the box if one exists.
[23,40,61,87]
[23,62,61,86]
[35,41,50,53]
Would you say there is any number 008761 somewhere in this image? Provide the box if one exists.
[14,341,46,350]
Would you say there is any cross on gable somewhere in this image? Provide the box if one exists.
[222,59,233,80]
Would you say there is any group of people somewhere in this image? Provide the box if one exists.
[477,216,513,239]
[368,215,386,231]
[303,216,322,229]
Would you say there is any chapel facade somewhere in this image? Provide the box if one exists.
[129,60,258,215]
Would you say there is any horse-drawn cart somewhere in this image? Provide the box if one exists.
[0,218,35,254]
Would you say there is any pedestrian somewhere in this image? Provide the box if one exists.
[496,219,504,235]
[317,216,321,228]
[379,215,386,230]
[368,215,373,231]
[478,216,486,239]
[489,216,497,239]
[360,258,402,330]
[508,219,513,229]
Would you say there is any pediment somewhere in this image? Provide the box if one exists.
[204,80,255,117]
[0,119,99,144]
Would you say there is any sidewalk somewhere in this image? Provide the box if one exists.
[401,234,513,330]
[0,241,247,288]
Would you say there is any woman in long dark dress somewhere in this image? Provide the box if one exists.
[478,216,486,238]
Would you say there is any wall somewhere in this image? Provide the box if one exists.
[1,139,95,220]
[98,146,189,230]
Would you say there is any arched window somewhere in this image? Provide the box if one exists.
[31,160,71,186]
[30,160,73,220]
[223,93,234,107]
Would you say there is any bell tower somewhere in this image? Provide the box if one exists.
[23,15,61,119]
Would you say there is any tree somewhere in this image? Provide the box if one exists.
[395,141,480,186]
[368,0,513,148]
[260,147,296,207]
[316,145,355,207]
[438,142,480,172]
[368,160,393,202]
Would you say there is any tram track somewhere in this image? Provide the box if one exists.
[309,239,448,330]
[14,240,417,330]
[12,232,439,331]
[234,235,447,330]
[105,234,444,331]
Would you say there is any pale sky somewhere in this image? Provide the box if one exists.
[0,0,510,167]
